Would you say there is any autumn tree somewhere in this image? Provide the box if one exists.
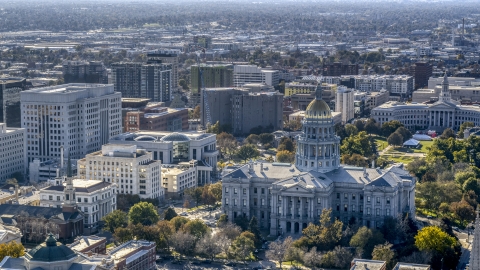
[266,236,293,269]
[182,219,209,240]
[278,137,295,152]
[195,233,222,260]
[450,200,476,226]
[0,241,25,261]
[414,226,456,254]
[296,208,343,251]
[170,216,189,231]
[171,231,196,257]
[276,150,295,163]
[237,144,260,163]
[372,243,396,269]
[350,226,385,258]
[217,132,238,159]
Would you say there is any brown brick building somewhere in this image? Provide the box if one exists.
[323,62,359,76]
[124,104,188,132]
[410,62,433,89]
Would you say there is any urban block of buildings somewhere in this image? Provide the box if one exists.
[222,86,416,235]
[372,74,480,131]
[124,103,188,132]
[0,123,25,182]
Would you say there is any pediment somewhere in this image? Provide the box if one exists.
[281,183,312,193]
[429,102,456,109]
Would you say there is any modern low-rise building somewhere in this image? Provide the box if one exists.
[0,123,26,182]
[109,240,156,270]
[162,161,200,198]
[124,104,188,132]
[77,144,163,200]
[233,65,280,87]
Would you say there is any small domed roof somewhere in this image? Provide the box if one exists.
[25,234,77,262]
[134,135,157,142]
[305,99,332,121]
[160,132,191,142]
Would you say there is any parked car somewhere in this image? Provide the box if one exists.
[180,212,188,216]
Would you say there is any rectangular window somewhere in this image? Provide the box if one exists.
[261,188,265,194]
[56,196,60,201]
[234,199,237,206]
[344,204,348,212]
[376,208,380,216]
[376,197,380,204]
[360,205,364,213]
[367,208,371,215]
[84,198,88,203]
[254,198,257,206]
[234,188,238,194]
[367,196,371,202]
[243,199,246,206]
[344,193,348,199]
[352,194,356,200]
[317,198,321,204]
[243,188,246,195]
[261,199,265,206]
[360,194,364,200]
[225,198,229,205]
[386,198,390,205]
[352,205,356,212]
[225,187,229,193]
[49,195,52,200]
[336,193,340,199]
[386,209,390,216]
[254,188,257,194]
[261,211,265,218]
[336,204,340,211]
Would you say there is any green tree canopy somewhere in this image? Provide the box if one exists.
[341,131,374,157]
[276,150,295,163]
[278,137,295,152]
[415,226,456,254]
[237,144,260,163]
[102,209,128,233]
[163,208,178,221]
[381,120,404,137]
[387,132,403,146]
[128,202,159,226]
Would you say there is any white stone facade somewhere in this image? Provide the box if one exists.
[77,144,163,199]
[335,86,355,123]
[0,123,25,182]
[20,84,122,163]
[40,179,116,232]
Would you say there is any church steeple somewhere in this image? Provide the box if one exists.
[63,154,76,210]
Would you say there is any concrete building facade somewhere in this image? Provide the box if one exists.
[76,144,163,199]
[20,84,122,162]
[233,65,280,87]
[0,78,28,128]
[124,105,188,132]
[0,123,25,182]
[335,86,355,123]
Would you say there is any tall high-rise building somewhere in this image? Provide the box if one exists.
[63,61,108,84]
[147,50,180,90]
[0,78,28,128]
[190,64,234,106]
[335,86,355,123]
[410,62,432,89]
[112,62,172,102]
[0,123,25,182]
[21,84,122,163]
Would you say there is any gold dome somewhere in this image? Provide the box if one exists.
[305,99,332,120]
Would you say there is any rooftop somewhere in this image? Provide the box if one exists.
[350,259,386,270]
[42,179,113,194]
[68,235,106,253]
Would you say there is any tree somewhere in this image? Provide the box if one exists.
[0,241,25,261]
[163,208,177,221]
[278,137,294,152]
[217,132,238,159]
[276,150,294,163]
[440,128,456,140]
[102,209,128,233]
[229,233,255,263]
[320,246,354,269]
[259,133,274,145]
[350,226,385,258]
[285,246,305,267]
[171,231,196,257]
[209,182,223,202]
[128,202,159,225]
[345,124,358,137]
[217,223,242,240]
[156,220,174,251]
[381,120,404,137]
[455,171,477,186]
[266,236,293,269]
[114,227,133,243]
[340,131,374,157]
[217,214,228,227]
[395,126,412,141]
[195,233,222,260]
[245,134,260,144]
[237,144,260,163]
[458,121,474,138]
[192,105,201,119]
[387,132,403,147]
[201,185,216,209]
[450,200,476,225]
[248,216,261,247]
[234,215,249,231]
[297,208,343,251]
[463,177,480,194]
[341,153,368,167]
[372,243,396,269]
[414,226,456,254]
[365,118,381,135]
[170,216,189,231]
[185,186,203,206]
[302,246,323,268]
[182,219,209,240]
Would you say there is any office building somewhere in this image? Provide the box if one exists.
[222,86,415,235]
[147,50,180,90]
[372,73,480,131]
[40,178,117,234]
[203,88,283,135]
[335,86,355,123]
[108,240,156,270]
[285,81,318,97]
[112,62,172,102]
[0,78,28,128]
[77,144,163,199]
[29,158,77,183]
[162,160,200,198]
[410,62,432,89]
[124,105,188,132]
[190,64,234,105]
[233,65,280,87]
[21,84,122,162]
[0,123,25,182]
[68,235,107,254]
[338,75,414,99]
[323,62,359,76]
[62,61,108,84]
[109,131,218,186]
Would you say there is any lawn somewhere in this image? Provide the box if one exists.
[386,155,415,164]
[372,136,388,152]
